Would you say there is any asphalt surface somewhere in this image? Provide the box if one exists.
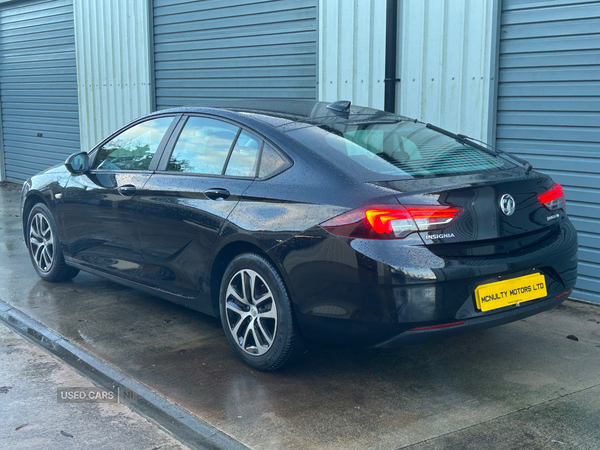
[0,321,188,450]
[2,181,600,449]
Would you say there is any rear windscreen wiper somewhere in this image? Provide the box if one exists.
[426,123,496,156]
[426,123,533,172]
[344,119,402,125]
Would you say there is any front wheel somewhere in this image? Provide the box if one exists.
[27,203,79,282]
[219,253,303,371]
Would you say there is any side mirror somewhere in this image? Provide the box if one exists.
[65,152,90,174]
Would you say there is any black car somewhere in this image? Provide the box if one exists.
[21,100,578,371]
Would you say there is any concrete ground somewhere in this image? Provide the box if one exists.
[0,322,188,450]
[2,181,600,449]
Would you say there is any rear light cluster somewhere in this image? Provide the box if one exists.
[321,205,462,239]
[538,183,566,211]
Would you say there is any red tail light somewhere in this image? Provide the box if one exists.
[538,183,566,211]
[321,205,462,239]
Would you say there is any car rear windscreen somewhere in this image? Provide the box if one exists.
[287,120,516,180]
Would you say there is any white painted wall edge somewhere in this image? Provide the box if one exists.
[0,102,5,182]
[73,0,153,152]
[397,0,495,142]
[318,0,386,109]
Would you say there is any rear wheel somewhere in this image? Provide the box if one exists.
[219,253,303,371]
[27,203,79,282]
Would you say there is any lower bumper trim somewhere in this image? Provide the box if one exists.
[373,295,567,348]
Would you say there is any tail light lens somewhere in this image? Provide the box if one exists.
[321,205,462,239]
[538,183,566,211]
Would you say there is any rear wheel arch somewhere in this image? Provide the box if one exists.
[209,241,267,317]
[209,240,293,318]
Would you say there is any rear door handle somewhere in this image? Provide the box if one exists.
[204,188,230,200]
[117,184,136,196]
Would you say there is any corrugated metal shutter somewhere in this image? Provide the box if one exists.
[0,0,80,182]
[153,0,317,110]
[496,0,600,303]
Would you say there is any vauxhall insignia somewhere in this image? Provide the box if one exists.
[500,194,516,216]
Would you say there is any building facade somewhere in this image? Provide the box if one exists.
[0,0,598,303]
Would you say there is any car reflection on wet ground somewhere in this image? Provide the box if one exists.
[1,182,600,450]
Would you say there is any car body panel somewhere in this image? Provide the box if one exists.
[136,173,254,297]
[378,168,562,249]
[61,171,151,279]
[21,165,71,254]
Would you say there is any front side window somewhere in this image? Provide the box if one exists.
[167,117,239,175]
[93,117,174,171]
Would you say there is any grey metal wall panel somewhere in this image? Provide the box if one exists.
[153,0,317,110]
[0,0,80,182]
[496,0,600,303]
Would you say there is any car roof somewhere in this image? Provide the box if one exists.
[144,100,413,130]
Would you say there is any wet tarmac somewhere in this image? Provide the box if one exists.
[0,323,187,450]
[2,182,600,449]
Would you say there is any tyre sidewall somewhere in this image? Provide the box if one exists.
[219,253,295,371]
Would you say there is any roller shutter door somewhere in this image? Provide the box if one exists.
[0,0,80,182]
[153,0,317,110]
[496,0,600,303]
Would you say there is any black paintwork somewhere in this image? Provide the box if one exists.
[20,101,578,347]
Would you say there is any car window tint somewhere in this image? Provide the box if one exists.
[167,117,239,174]
[287,121,515,181]
[93,117,174,171]
[258,144,287,178]
[225,131,261,177]
[341,123,511,177]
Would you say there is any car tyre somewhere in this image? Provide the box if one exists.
[27,203,79,282]
[219,253,303,371]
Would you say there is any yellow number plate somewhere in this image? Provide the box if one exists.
[475,273,547,312]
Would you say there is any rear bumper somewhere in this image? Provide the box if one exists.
[277,220,578,346]
[372,293,568,348]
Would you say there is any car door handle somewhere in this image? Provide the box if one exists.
[117,184,137,196]
[204,188,230,201]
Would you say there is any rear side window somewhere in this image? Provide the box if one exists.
[167,117,239,174]
[258,144,288,178]
[288,121,514,180]
[93,117,174,171]
[225,131,261,177]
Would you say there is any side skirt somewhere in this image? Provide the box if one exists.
[64,256,216,317]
